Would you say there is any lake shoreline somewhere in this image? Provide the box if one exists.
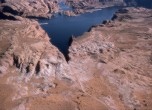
[39,6,121,57]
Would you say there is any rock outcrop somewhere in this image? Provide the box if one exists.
[0,17,72,79]
[0,0,59,19]
[0,17,74,109]
[68,7,152,110]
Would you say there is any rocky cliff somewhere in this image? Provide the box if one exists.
[0,0,59,19]
[68,7,152,110]
[0,16,75,109]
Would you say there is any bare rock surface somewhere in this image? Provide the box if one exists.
[0,18,68,78]
[0,0,59,19]
[0,18,74,110]
[69,7,152,110]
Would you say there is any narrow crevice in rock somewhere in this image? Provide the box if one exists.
[26,66,30,73]
[0,12,17,20]
[2,6,19,15]
[66,36,75,62]
[13,54,20,68]
[35,61,40,75]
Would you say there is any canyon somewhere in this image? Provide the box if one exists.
[0,0,152,110]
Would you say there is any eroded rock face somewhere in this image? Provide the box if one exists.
[69,7,152,110]
[0,18,75,110]
[0,17,72,79]
[0,0,59,19]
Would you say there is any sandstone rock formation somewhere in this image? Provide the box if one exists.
[68,7,152,110]
[0,17,74,109]
[0,0,59,19]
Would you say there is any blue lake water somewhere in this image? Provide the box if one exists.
[39,7,121,56]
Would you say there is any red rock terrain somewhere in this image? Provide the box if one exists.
[0,4,152,110]
[69,7,152,110]
[0,0,59,19]
[0,17,73,110]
